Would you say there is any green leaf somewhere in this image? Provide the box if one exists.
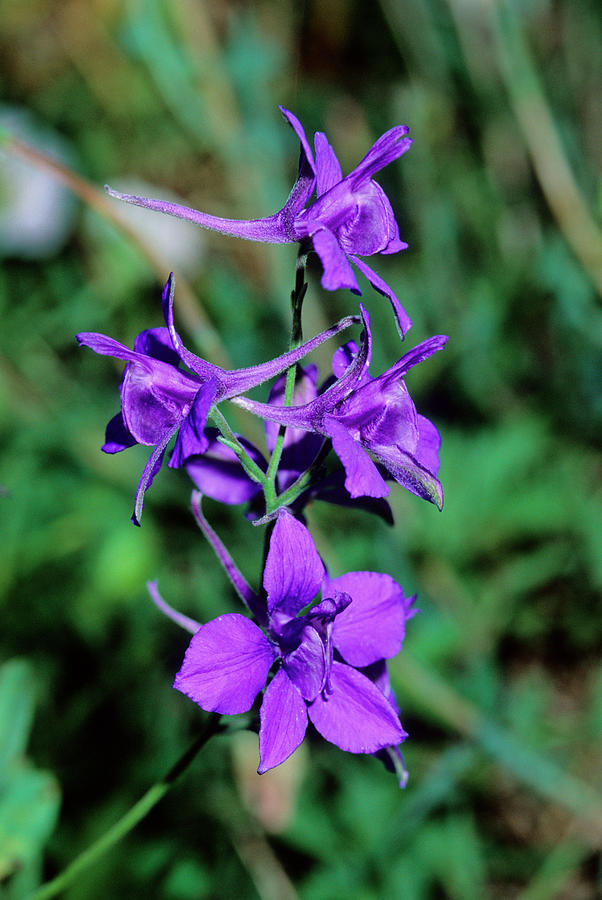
[0,660,36,773]
[0,766,60,881]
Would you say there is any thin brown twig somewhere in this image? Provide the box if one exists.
[3,133,232,367]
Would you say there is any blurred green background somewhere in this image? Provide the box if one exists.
[1,0,601,897]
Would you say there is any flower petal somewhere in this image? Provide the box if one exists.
[314,132,343,196]
[102,412,136,454]
[348,127,412,183]
[263,510,325,617]
[308,662,405,753]
[325,571,410,666]
[360,659,399,712]
[222,313,361,398]
[169,378,219,468]
[106,187,291,244]
[121,359,198,446]
[415,415,441,475]
[133,327,180,367]
[258,669,308,773]
[76,332,146,366]
[331,341,358,380]
[311,228,361,293]
[132,424,179,525]
[371,443,443,509]
[350,255,412,338]
[160,275,219,379]
[278,107,316,174]
[283,625,326,701]
[384,335,448,381]
[325,416,389,499]
[173,613,277,715]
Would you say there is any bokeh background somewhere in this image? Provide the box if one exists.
[1,0,601,897]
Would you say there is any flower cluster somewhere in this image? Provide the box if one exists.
[80,106,448,783]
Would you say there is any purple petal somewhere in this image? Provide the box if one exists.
[360,660,399,712]
[160,275,220,380]
[308,591,352,622]
[120,359,199,446]
[314,132,343,196]
[311,228,361,293]
[278,107,316,174]
[338,377,419,451]
[381,237,409,255]
[133,327,180,367]
[348,127,412,184]
[331,342,360,380]
[325,417,389,499]
[350,255,412,338]
[102,412,136,454]
[106,186,291,244]
[223,313,360,399]
[325,571,409,667]
[132,424,179,525]
[283,625,325,701]
[335,181,401,256]
[415,415,441,475]
[371,445,443,509]
[173,613,277,715]
[77,332,145,365]
[263,510,325,617]
[258,669,308,773]
[121,357,199,447]
[229,309,370,431]
[185,429,265,504]
[169,378,219,468]
[308,662,405,753]
[384,335,449,381]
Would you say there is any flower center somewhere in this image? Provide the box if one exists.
[336,182,394,256]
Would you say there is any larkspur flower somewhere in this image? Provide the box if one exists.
[106,107,414,336]
[185,364,394,523]
[76,274,358,524]
[232,305,448,508]
[171,509,413,773]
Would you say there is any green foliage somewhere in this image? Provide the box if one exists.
[1,0,600,897]
[0,661,60,896]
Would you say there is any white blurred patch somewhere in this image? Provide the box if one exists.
[0,106,77,258]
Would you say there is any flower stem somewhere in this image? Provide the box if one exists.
[26,714,224,900]
[252,438,332,522]
[264,253,307,510]
[209,406,268,487]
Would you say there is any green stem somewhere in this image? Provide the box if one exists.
[27,714,224,900]
[264,253,307,511]
[254,438,332,522]
[209,407,268,487]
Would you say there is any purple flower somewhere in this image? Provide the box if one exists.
[76,274,358,524]
[173,510,412,773]
[185,364,394,522]
[233,306,448,508]
[106,107,413,336]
